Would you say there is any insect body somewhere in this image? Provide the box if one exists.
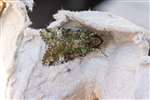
[40,27,103,66]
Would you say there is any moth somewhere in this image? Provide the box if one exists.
[40,26,104,66]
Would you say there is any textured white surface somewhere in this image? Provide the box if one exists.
[0,1,30,99]
[0,0,150,100]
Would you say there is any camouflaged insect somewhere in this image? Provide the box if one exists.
[40,27,104,66]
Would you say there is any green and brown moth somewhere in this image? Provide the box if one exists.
[40,26,104,66]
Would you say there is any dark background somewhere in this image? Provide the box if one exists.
[27,0,106,28]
